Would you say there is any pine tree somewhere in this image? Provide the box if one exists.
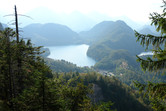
[134,0,166,110]
[0,27,53,110]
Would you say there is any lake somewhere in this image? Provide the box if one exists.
[46,44,96,67]
[138,52,153,56]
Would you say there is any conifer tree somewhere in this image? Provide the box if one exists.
[134,0,166,110]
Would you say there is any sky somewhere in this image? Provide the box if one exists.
[0,0,163,25]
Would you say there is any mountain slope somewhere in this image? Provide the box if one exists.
[81,20,144,56]
[81,20,144,71]
[22,23,80,46]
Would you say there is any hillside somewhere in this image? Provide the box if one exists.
[79,21,115,44]
[79,20,144,71]
[22,23,81,46]
[80,20,144,55]
[60,72,151,111]
[44,58,92,73]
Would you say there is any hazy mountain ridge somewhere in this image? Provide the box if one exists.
[19,7,97,32]
[139,25,161,36]
[0,7,144,32]
[21,20,145,52]
[22,23,81,46]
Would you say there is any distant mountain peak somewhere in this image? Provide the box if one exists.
[115,20,127,25]
[22,23,80,46]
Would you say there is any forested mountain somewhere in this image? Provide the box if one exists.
[59,72,151,111]
[22,23,81,46]
[0,28,118,111]
[79,20,144,71]
[0,27,152,111]
[81,20,144,55]
[1,1,166,110]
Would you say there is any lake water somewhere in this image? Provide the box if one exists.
[46,44,96,67]
[138,52,153,56]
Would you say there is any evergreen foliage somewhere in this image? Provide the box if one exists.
[0,27,114,111]
[45,58,92,73]
[59,72,150,111]
[134,1,166,110]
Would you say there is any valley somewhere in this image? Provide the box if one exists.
[1,0,166,110]
[0,10,165,110]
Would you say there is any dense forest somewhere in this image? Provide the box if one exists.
[0,27,152,111]
[0,27,117,111]
[0,1,166,111]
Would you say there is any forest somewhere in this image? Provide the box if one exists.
[0,1,166,111]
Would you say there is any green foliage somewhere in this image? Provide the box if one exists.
[85,20,144,57]
[135,1,166,110]
[93,49,138,71]
[92,101,116,111]
[45,58,92,73]
[0,28,53,110]
[85,21,144,72]
[87,44,112,61]
[117,68,166,87]
[0,28,114,111]
[60,72,150,111]
[13,76,94,111]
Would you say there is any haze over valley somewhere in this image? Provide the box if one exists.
[0,4,161,72]
[0,0,165,110]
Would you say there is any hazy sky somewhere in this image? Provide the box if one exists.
[0,0,163,23]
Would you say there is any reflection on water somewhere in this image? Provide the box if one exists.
[138,52,153,56]
[46,44,96,67]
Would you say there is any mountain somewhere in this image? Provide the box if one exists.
[139,27,155,35]
[22,23,80,46]
[139,25,161,35]
[94,49,138,71]
[79,21,115,44]
[112,16,143,30]
[21,7,97,32]
[19,7,63,27]
[61,72,151,111]
[80,20,144,55]
[21,7,146,32]
[80,20,144,71]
